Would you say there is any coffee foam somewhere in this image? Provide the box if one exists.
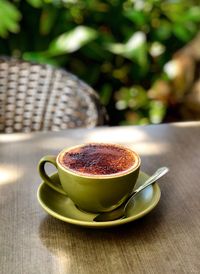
[58,144,139,176]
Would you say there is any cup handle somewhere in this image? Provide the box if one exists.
[38,155,66,195]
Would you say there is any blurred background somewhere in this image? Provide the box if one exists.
[1,0,200,126]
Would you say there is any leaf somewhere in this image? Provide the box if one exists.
[106,32,148,68]
[0,1,20,20]
[154,21,172,40]
[23,52,59,66]
[26,0,43,8]
[100,84,112,106]
[107,32,146,55]
[173,24,192,42]
[162,2,186,22]
[40,7,57,35]
[181,7,200,22]
[0,0,21,38]
[48,26,98,55]
[149,101,166,124]
[124,10,147,26]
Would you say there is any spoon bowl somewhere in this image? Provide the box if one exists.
[94,166,169,222]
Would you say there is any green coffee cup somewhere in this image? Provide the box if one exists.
[38,143,141,213]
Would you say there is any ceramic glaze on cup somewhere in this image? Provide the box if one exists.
[38,143,141,213]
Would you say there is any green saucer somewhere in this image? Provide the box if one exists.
[37,172,161,228]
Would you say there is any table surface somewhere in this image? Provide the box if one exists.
[0,122,200,274]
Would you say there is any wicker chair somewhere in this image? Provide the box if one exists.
[0,57,107,133]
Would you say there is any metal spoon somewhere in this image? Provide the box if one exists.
[94,166,169,222]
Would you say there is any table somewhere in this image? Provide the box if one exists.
[0,122,200,274]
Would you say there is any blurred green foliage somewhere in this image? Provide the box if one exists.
[0,0,200,125]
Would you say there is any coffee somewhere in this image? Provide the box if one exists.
[59,143,139,176]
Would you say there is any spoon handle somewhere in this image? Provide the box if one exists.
[124,166,169,208]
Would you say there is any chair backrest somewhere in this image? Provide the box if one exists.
[0,57,107,133]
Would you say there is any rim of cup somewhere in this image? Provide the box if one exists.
[56,143,141,179]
